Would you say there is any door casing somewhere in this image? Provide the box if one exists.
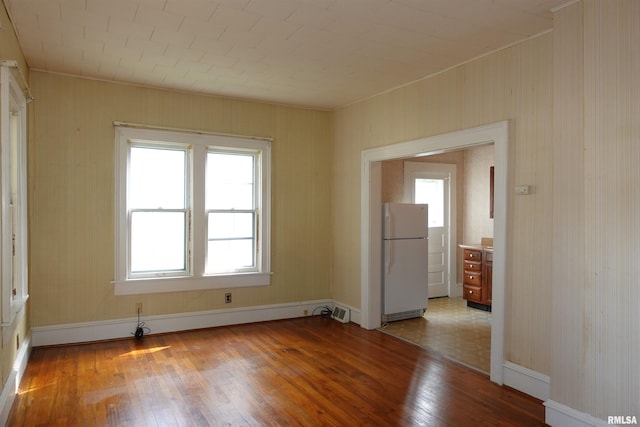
[360,121,509,385]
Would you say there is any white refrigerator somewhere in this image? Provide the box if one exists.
[382,203,429,323]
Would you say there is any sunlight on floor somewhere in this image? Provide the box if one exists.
[119,345,172,357]
[380,297,491,374]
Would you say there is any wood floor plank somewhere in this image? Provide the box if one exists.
[8,317,547,426]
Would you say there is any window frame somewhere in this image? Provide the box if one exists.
[205,148,260,274]
[0,65,29,326]
[114,126,272,296]
[127,141,191,279]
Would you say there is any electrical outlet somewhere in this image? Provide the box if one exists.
[136,302,143,313]
[225,293,232,303]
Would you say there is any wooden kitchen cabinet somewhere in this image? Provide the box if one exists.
[484,250,492,306]
[460,244,492,310]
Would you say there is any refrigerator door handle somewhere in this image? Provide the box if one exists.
[385,209,392,240]
[386,241,393,274]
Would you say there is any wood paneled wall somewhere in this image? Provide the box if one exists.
[552,0,640,418]
[462,145,494,244]
[551,0,586,412]
[28,72,332,326]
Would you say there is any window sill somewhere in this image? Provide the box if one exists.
[113,272,272,296]
[2,294,29,328]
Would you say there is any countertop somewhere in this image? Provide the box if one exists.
[459,243,493,252]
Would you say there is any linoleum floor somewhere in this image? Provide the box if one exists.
[381,296,491,374]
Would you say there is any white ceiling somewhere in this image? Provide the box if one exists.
[3,0,568,110]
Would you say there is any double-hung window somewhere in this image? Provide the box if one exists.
[205,150,259,274]
[128,143,189,277]
[114,126,271,295]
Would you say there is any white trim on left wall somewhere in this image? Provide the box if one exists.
[0,332,31,426]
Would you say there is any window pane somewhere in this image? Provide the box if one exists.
[131,211,186,273]
[130,146,185,209]
[207,240,254,273]
[206,152,254,210]
[208,212,254,239]
[415,178,444,227]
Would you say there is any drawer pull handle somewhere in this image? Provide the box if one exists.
[469,290,473,294]
[469,276,474,280]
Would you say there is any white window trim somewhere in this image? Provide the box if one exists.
[113,126,272,295]
[1,65,29,325]
[127,140,193,280]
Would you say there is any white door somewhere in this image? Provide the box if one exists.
[415,178,447,298]
[404,163,457,299]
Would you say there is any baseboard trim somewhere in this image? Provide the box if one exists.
[502,361,550,401]
[544,400,606,427]
[32,299,334,347]
[0,332,31,426]
[450,282,463,298]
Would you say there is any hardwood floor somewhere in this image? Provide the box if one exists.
[8,316,546,426]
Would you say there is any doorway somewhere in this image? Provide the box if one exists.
[404,162,457,299]
[360,121,508,385]
[384,151,492,374]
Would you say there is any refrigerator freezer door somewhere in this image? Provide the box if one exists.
[383,238,429,316]
[383,203,428,239]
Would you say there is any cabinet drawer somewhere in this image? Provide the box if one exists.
[463,249,482,262]
[464,261,482,272]
[463,271,482,287]
[463,285,482,302]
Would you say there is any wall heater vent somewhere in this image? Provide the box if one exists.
[331,304,350,323]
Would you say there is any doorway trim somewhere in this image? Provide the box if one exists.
[360,121,508,385]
